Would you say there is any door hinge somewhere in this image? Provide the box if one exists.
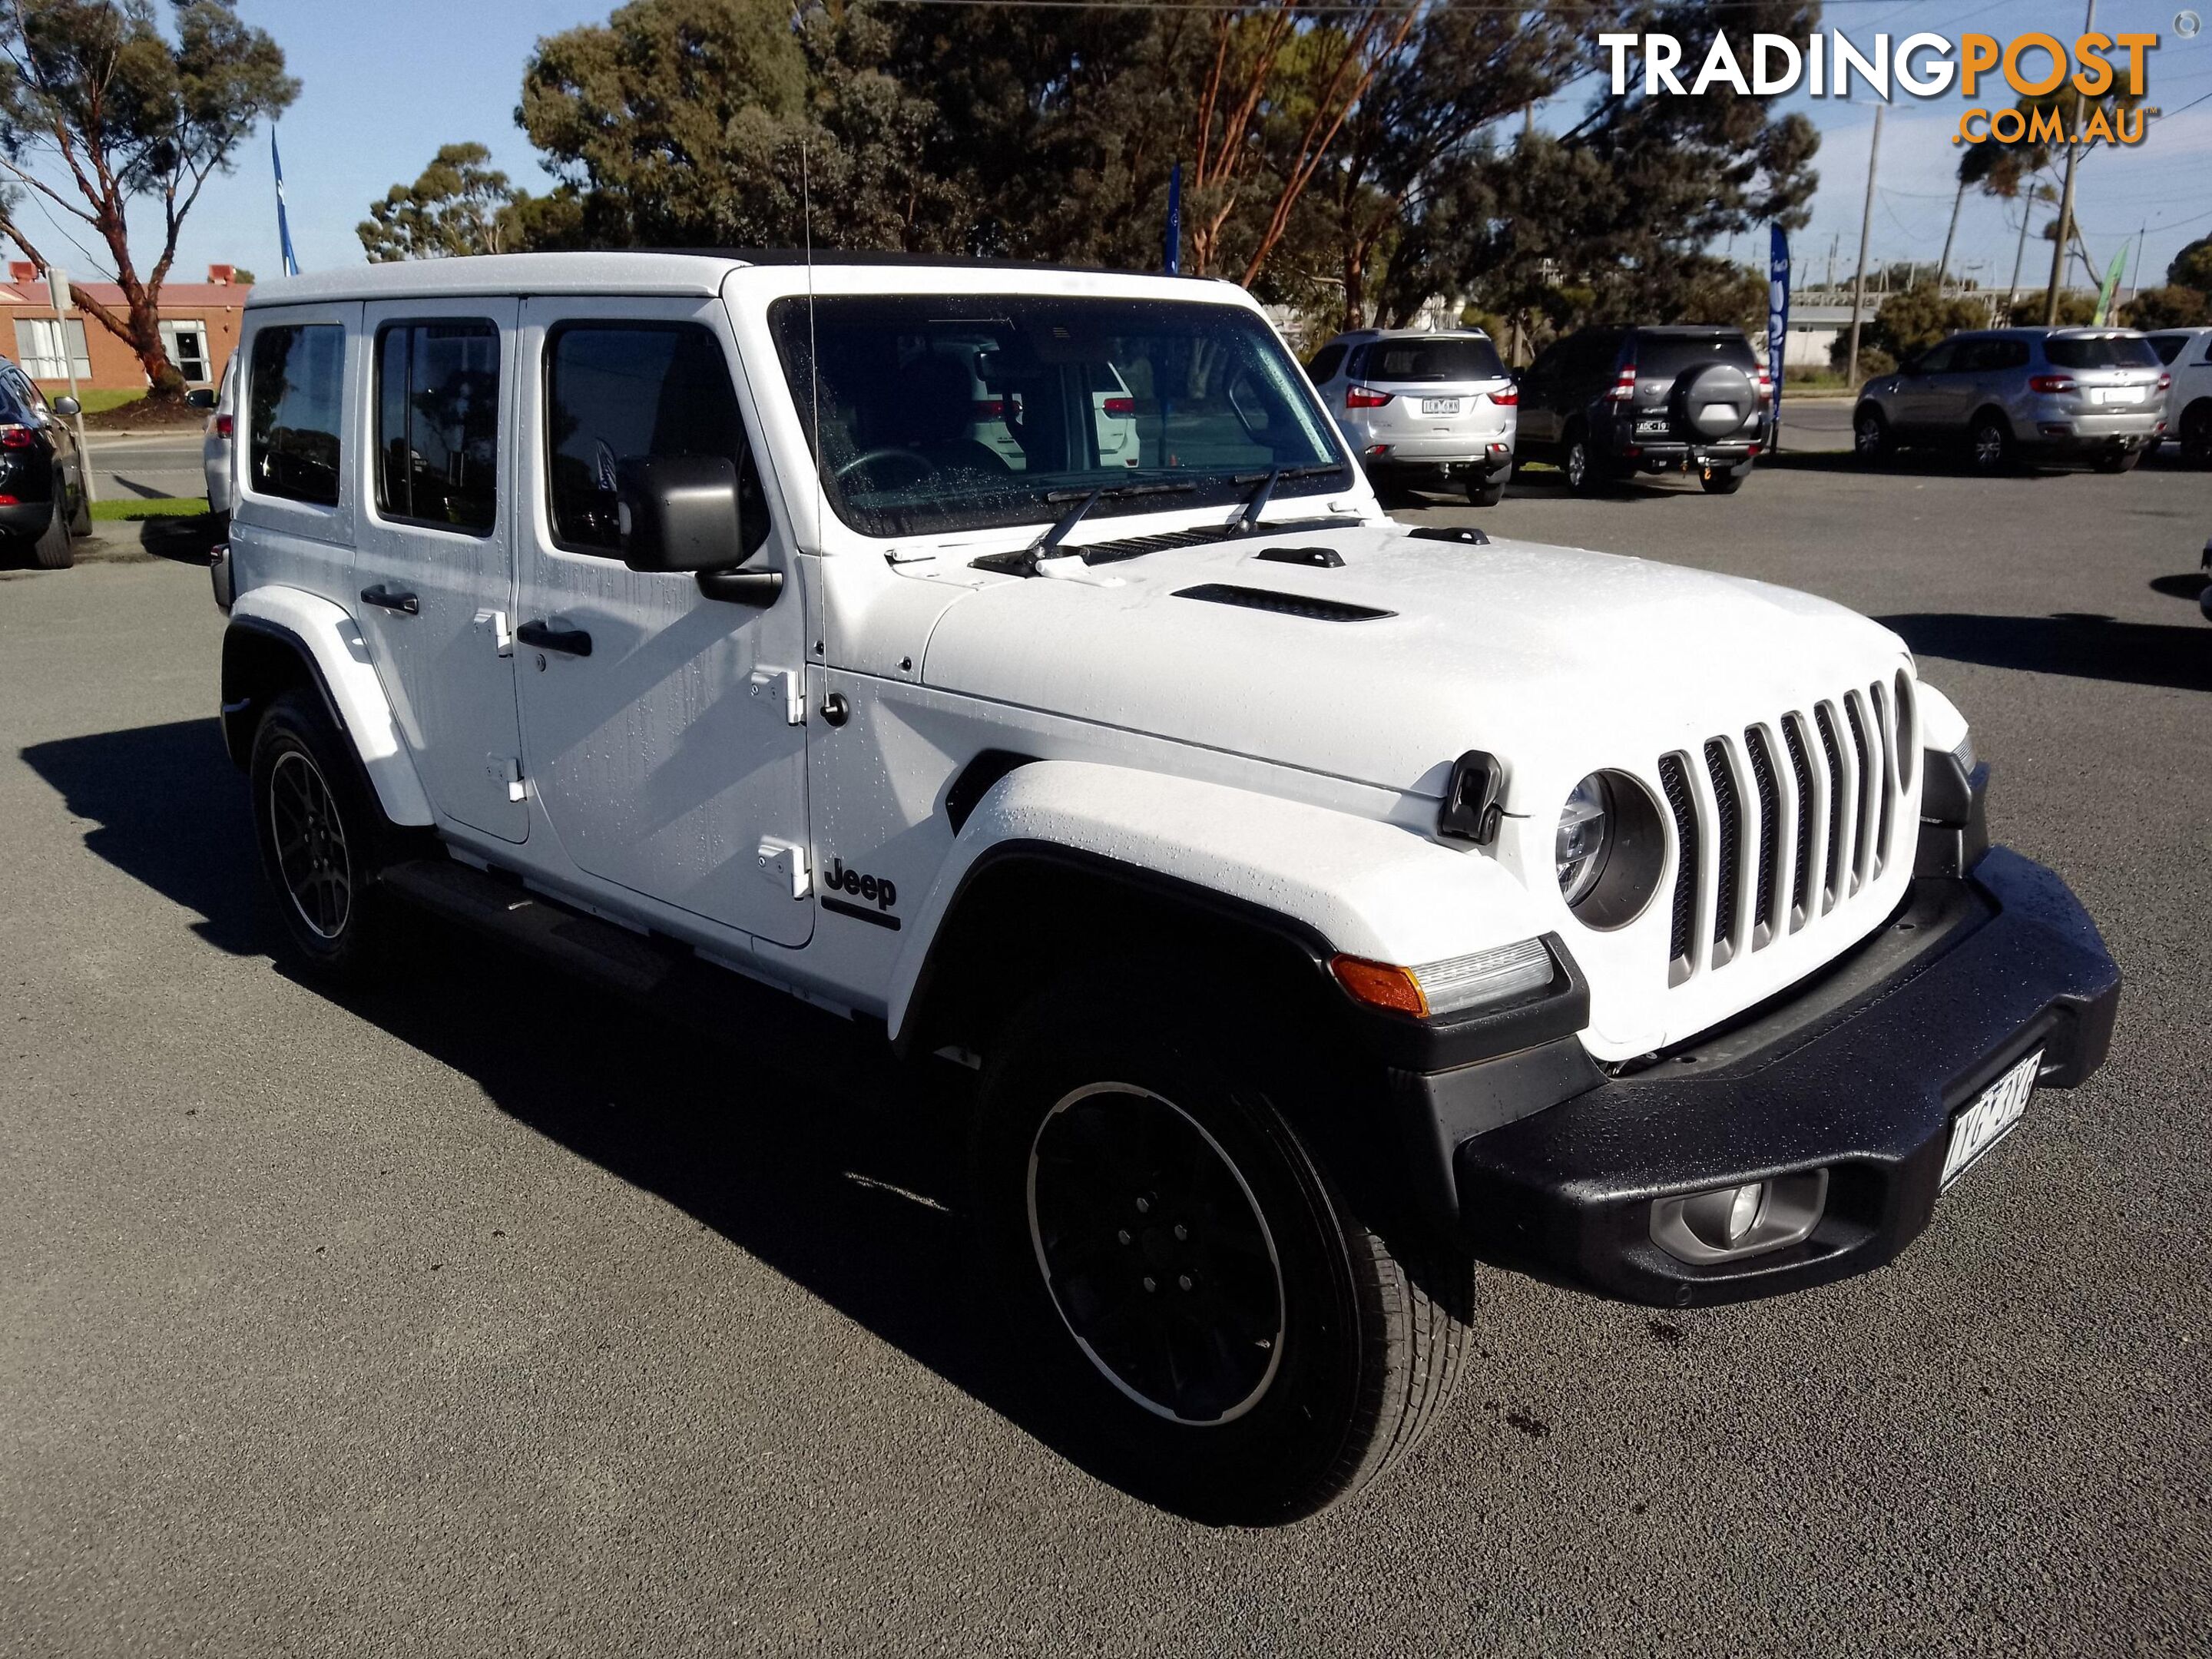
[749,666,805,725]
[473,608,514,657]
[488,754,526,803]
[756,838,810,899]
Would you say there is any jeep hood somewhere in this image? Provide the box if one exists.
[916,521,1912,810]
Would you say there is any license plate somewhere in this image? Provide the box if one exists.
[1941,1049,2041,1189]
[2093,386,2144,405]
[1421,397,1459,415]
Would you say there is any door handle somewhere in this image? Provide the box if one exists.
[359,583,419,615]
[517,618,593,657]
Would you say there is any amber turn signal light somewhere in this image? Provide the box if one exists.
[1329,955,1428,1017]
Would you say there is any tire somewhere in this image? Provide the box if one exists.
[248,688,407,981]
[1562,426,1604,496]
[972,967,1473,1525]
[2179,402,2212,469]
[26,485,71,568]
[1466,473,1505,507]
[1852,405,1893,464]
[1699,462,1747,495]
[68,466,91,538]
[1968,411,2015,476]
[2091,448,2141,475]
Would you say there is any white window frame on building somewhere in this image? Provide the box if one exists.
[18,315,91,381]
[160,318,212,385]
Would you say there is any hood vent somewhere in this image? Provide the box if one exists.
[1174,583,1395,622]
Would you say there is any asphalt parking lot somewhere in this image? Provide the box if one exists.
[4,439,2208,1655]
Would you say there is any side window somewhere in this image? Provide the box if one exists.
[248,323,345,508]
[1912,341,1956,375]
[1998,339,2029,370]
[545,322,767,558]
[2146,334,2186,366]
[1306,343,1346,384]
[376,320,500,534]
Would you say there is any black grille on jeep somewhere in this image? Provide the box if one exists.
[1815,703,1847,904]
[1782,715,1816,919]
[1173,584,1395,622]
[1703,740,1740,949]
[1743,726,1780,939]
[1843,694,1875,889]
[1657,753,1698,969]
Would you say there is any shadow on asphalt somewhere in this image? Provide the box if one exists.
[0,512,221,571]
[2148,571,2207,601]
[16,715,1135,1508]
[1877,611,2212,693]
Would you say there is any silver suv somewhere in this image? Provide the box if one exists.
[1853,328,2168,475]
[1305,328,1515,505]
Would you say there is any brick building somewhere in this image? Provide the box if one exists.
[0,263,252,395]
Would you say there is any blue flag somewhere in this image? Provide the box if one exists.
[1164,162,1181,276]
[273,127,300,277]
[1767,226,1790,439]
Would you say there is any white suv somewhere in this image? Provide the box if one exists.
[207,253,2117,1525]
[2143,326,2212,465]
[1305,328,1517,505]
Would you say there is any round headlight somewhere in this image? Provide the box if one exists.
[1557,770,1666,929]
[1556,773,1613,905]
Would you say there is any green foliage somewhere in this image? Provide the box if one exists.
[359,143,521,261]
[1834,283,1986,369]
[2167,236,2212,295]
[2121,285,2207,330]
[0,1,296,398]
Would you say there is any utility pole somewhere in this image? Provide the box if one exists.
[1937,174,1967,293]
[1846,103,1883,387]
[2006,187,2041,321]
[2045,0,2094,325]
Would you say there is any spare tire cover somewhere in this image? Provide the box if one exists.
[1674,362,1757,439]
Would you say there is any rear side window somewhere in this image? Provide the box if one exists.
[1359,337,1504,383]
[2146,334,2188,366]
[1632,333,1755,378]
[2045,335,2160,369]
[375,320,500,533]
[1955,338,2028,372]
[545,322,767,558]
[248,324,344,507]
[1306,343,1347,383]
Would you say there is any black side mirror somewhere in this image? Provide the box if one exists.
[185,388,215,409]
[616,454,781,607]
[51,395,80,417]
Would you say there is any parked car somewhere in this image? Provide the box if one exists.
[1853,328,2167,475]
[0,353,91,568]
[1514,324,1769,496]
[1305,328,1515,505]
[208,252,2117,1525]
[204,354,237,522]
[2142,326,2212,467]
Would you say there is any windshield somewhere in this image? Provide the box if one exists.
[1359,337,1504,383]
[770,294,1346,538]
[1634,333,1756,377]
[2045,334,2160,369]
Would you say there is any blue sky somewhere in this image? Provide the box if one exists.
[28,0,2212,297]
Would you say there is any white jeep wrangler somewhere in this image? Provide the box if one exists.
[208,253,2118,1524]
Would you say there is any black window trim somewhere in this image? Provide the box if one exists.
[540,315,760,563]
[371,315,503,540]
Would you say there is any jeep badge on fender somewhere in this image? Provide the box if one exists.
[210,250,2118,1526]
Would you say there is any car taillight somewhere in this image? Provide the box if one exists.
[215,413,233,438]
[0,425,34,449]
[1346,385,1392,409]
[1606,365,1637,402]
[1488,387,1518,406]
[2156,373,2171,393]
[2028,374,2076,394]
[972,399,1005,419]
[1101,396,1134,416]
[1756,371,1773,402]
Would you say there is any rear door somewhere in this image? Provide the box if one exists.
[1889,339,1957,432]
[350,300,527,841]
[513,296,811,947]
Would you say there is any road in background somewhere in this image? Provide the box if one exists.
[3,455,2207,1655]
[81,432,205,503]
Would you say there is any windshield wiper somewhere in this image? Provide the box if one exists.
[972,481,1196,576]
[1230,463,1346,533]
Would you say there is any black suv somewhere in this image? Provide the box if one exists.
[1515,325,1769,496]
[0,355,90,568]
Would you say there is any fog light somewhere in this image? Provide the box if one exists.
[1651,1170,1829,1265]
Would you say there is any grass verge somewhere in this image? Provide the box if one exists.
[91,496,210,522]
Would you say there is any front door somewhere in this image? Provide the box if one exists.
[350,300,527,841]
[513,296,812,948]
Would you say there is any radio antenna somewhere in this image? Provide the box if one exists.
[802,137,823,545]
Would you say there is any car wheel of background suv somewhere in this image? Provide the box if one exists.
[1467,475,1505,507]
[27,482,72,568]
[1562,426,1603,496]
[1968,412,2015,476]
[2180,402,2212,469]
[1853,406,1894,464]
[68,468,91,538]
[1700,462,1747,495]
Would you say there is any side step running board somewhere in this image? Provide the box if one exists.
[380,857,680,1001]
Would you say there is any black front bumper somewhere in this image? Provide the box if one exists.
[1422,847,2118,1307]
